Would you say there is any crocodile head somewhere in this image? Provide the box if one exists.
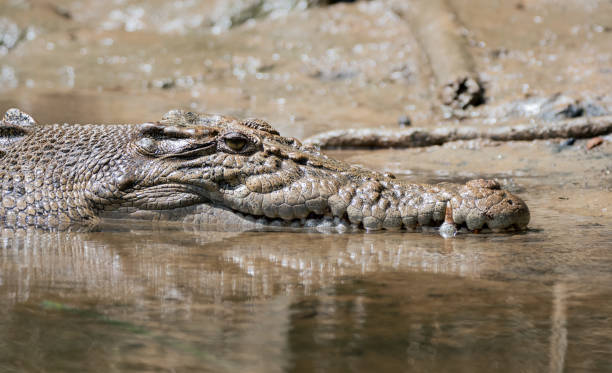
[0,108,529,231]
[104,110,529,232]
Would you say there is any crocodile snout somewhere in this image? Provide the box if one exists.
[484,191,530,230]
[451,179,530,231]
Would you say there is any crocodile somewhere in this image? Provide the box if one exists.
[0,108,529,232]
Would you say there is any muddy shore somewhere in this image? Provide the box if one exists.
[3,0,609,202]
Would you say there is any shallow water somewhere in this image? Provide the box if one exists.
[0,179,610,372]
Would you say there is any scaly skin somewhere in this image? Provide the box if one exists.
[0,108,529,231]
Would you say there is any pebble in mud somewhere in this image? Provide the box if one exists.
[552,137,575,153]
[506,94,609,122]
[586,137,603,150]
[397,115,412,127]
[561,138,576,146]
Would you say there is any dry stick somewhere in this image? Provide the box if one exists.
[304,116,612,149]
[397,0,485,109]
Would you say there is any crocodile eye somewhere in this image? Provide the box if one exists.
[224,135,248,152]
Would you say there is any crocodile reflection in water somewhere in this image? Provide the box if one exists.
[0,227,482,304]
[0,108,529,231]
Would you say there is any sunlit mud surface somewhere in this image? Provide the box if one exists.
[1,0,612,371]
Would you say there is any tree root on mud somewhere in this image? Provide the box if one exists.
[304,116,612,149]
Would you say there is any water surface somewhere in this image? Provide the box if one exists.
[1,190,610,372]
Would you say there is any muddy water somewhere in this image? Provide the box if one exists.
[1,0,612,371]
[1,138,611,372]
[1,202,611,372]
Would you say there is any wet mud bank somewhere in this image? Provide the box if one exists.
[3,0,612,138]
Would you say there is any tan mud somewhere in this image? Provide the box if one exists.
[2,0,612,133]
[393,0,485,111]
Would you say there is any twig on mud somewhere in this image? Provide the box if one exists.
[304,116,612,149]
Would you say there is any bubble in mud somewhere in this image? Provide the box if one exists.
[439,222,458,239]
